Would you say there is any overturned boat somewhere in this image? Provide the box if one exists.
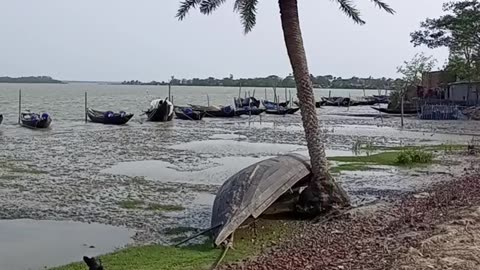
[211,154,312,246]
[20,112,52,129]
[87,108,134,125]
[146,98,174,122]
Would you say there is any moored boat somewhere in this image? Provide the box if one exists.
[190,104,236,118]
[174,107,206,120]
[87,108,133,125]
[371,107,418,115]
[262,100,289,110]
[20,112,52,129]
[146,98,174,122]
[265,107,300,115]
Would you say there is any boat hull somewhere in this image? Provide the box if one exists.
[146,100,174,122]
[87,109,133,125]
[174,107,205,120]
[20,113,52,129]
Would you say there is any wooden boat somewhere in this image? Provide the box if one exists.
[265,107,300,115]
[235,107,264,116]
[87,108,133,125]
[20,112,52,129]
[146,98,174,122]
[174,107,205,120]
[371,107,418,115]
[211,154,312,246]
[190,104,236,118]
[235,97,261,108]
[262,100,289,109]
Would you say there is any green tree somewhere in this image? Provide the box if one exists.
[177,0,394,214]
[411,1,480,88]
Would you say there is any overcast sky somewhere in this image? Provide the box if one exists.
[0,0,449,81]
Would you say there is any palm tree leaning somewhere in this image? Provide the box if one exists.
[178,0,394,215]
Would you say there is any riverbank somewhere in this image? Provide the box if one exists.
[50,148,478,270]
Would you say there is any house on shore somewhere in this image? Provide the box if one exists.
[446,81,480,105]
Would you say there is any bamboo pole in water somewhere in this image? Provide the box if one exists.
[264,88,267,100]
[85,92,88,123]
[207,94,210,107]
[168,84,171,100]
[329,90,331,98]
[284,88,288,104]
[18,89,21,124]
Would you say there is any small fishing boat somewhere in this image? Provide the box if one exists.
[371,107,418,115]
[234,97,261,109]
[236,107,264,116]
[265,107,300,115]
[20,112,52,129]
[190,104,236,118]
[145,98,174,122]
[174,107,206,120]
[87,108,134,125]
[262,100,289,110]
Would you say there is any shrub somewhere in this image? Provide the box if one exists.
[396,149,433,165]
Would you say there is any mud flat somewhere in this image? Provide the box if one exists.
[0,107,479,269]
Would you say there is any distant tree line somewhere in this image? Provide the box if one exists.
[0,76,63,84]
[122,74,402,89]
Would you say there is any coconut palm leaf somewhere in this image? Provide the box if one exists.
[333,0,365,25]
[235,0,258,33]
[177,0,202,20]
[200,0,227,14]
[369,0,395,14]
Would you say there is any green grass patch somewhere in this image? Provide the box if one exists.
[147,203,185,212]
[329,152,400,166]
[330,163,373,173]
[396,149,433,165]
[163,226,198,235]
[50,219,295,270]
[118,199,144,209]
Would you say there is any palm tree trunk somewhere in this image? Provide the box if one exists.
[278,0,349,214]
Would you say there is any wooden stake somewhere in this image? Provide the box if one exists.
[264,88,267,100]
[18,89,22,124]
[168,83,171,100]
[85,92,88,123]
[401,94,405,128]
[329,90,331,98]
[207,94,210,107]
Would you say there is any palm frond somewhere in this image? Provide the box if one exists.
[369,0,395,14]
[200,0,227,15]
[235,0,258,34]
[177,0,202,20]
[334,0,366,25]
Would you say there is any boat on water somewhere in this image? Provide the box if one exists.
[371,107,418,115]
[189,104,236,118]
[236,107,265,116]
[20,112,52,129]
[174,107,206,120]
[265,107,300,115]
[262,100,290,109]
[87,108,134,125]
[145,98,174,122]
[234,97,261,108]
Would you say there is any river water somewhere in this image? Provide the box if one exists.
[0,83,479,269]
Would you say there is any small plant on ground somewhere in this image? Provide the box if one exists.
[396,149,433,165]
[147,203,185,212]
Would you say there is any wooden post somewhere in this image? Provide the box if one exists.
[252,89,255,98]
[264,88,267,100]
[289,90,292,108]
[328,90,331,98]
[168,83,171,100]
[401,93,405,128]
[273,87,277,103]
[207,94,210,107]
[284,88,288,104]
[85,92,88,123]
[363,88,366,97]
[18,89,22,124]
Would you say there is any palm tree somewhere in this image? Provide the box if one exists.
[178,0,394,214]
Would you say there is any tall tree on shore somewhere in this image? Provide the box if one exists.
[177,0,394,214]
[411,0,480,98]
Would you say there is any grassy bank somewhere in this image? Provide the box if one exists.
[51,219,295,270]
